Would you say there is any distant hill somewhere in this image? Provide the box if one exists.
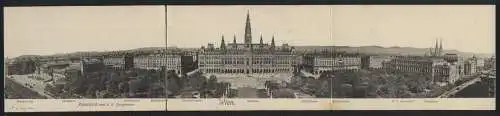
[12,46,493,60]
[293,46,493,58]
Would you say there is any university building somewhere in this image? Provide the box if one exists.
[382,40,464,85]
[197,11,297,76]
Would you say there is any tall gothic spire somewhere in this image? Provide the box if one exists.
[434,38,439,56]
[271,34,276,49]
[233,33,237,43]
[439,38,443,55]
[233,33,237,48]
[244,10,252,47]
[220,34,226,50]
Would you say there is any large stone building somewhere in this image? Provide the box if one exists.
[6,58,37,75]
[361,55,395,70]
[383,56,436,74]
[133,54,182,74]
[380,39,465,84]
[197,11,297,76]
[484,55,496,70]
[303,52,362,75]
[102,54,134,70]
[382,54,463,85]
[463,56,482,76]
[80,57,105,75]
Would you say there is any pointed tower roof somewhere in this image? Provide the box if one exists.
[244,10,252,45]
[220,34,226,49]
[260,33,264,44]
[233,33,237,44]
[271,34,276,47]
[434,38,439,56]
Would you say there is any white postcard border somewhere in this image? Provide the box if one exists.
[4,98,167,112]
[167,98,495,111]
[5,98,494,112]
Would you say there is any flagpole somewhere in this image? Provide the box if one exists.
[164,5,169,106]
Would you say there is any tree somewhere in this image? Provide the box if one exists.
[167,70,182,96]
[86,84,97,98]
[187,74,206,91]
[265,80,279,90]
[118,81,129,94]
[341,83,353,98]
[45,84,64,95]
[314,72,335,98]
[316,80,333,97]
[289,75,304,89]
[213,82,227,98]
[207,75,218,90]
[302,77,320,95]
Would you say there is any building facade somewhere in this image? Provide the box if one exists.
[197,11,297,76]
[464,58,478,76]
[383,56,435,74]
[6,58,37,75]
[133,54,182,74]
[303,52,362,75]
[484,56,496,70]
[361,55,395,70]
[103,57,125,70]
[381,40,464,84]
[382,54,462,84]
[102,54,134,70]
[80,57,105,75]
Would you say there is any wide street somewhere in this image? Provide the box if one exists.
[437,70,495,98]
[8,74,55,99]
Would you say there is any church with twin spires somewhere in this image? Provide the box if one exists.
[197,11,298,76]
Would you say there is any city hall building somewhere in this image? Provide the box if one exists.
[197,11,298,77]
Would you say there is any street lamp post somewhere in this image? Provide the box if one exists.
[337,59,344,97]
[330,76,333,98]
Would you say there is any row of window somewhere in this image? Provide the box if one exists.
[133,65,179,69]
[199,59,293,65]
[312,70,359,74]
[314,58,360,64]
[202,68,291,73]
[103,60,125,65]
[199,55,293,59]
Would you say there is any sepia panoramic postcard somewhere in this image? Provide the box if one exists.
[4,5,496,112]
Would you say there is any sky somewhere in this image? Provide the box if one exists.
[167,5,495,54]
[4,6,166,58]
[4,5,495,58]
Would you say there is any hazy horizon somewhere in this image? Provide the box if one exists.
[167,5,495,54]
